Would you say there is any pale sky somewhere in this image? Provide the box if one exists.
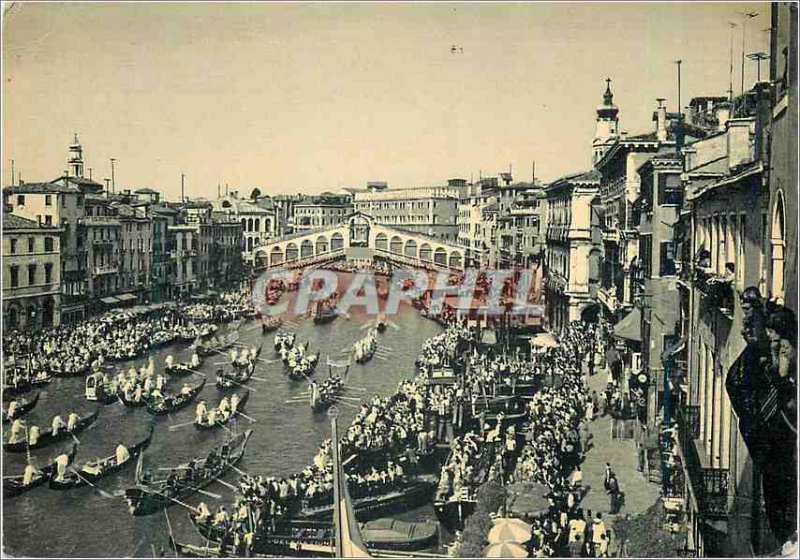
[3,2,770,200]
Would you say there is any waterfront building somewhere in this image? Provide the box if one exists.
[543,170,602,331]
[84,196,122,311]
[150,203,178,302]
[354,181,465,243]
[292,192,353,234]
[2,213,63,330]
[211,211,244,288]
[214,194,273,266]
[112,199,152,304]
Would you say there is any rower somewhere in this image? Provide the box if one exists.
[8,419,25,443]
[219,397,230,416]
[28,425,40,446]
[55,450,71,482]
[115,440,131,465]
[229,348,239,364]
[67,412,79,431]
[190,353,200,368]
[206,408,218,426]
[51,414,66,436]
[165,354,175,368]
[180,383,193,395]
[22,462,39,486]
[196,501,211,522]
[195,400,208,424]
[230,393,240,413]
[156,374,166,391]
[6,399,18,420]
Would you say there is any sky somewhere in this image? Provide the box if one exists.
[3,2,771,200]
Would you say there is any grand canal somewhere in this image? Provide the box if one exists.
[3,298,444,557]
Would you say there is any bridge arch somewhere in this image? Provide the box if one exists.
[331,232,344,251]
[316,236,328,255]
[390,236,403,254]
[404,239,418,258]
[375,233,388,251]
[270,246,284,266]
[434,248,447,265]
[285,242,299,261]
[449,251,462,269]
[419,243,432,262]
[300,239,314,259]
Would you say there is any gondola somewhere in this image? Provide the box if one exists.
[286,351,320,381]
[165,354,203,376]
[274,332,296,353]
[353,330,377,364]
[215,362,255,390]
[118,386,148,408]
[3,444,78,498]
[49,426,154,490]
[145,380,206,415]
[295,476,437,521]
[51,363,91,378]
[2,392,40,424]
[309,376,344,412]
[124,429,252,516]
[30,372,53,387]
[312,301,337,325]
[4,408,100,453]
[195,391,250,429]
[85,372,119,405]
[193,332,240,357]
[261,316,282,334]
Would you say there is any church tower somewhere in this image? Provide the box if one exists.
[68,133,84,178]
[592,78,620,165]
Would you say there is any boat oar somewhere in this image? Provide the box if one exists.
[213,478,238,491]
[168,420,196,432]
[234,411,257,423]
[68,468,114,499]
[336,396,362,401]
[228,464,247,477]
[71,433,81,446]
[164,509,179,558]
[195,488,222,500]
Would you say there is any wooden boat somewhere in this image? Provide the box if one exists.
[193,332,240,357]
[187,517,438,556]
[434,497,478,532]
[85,372,118,404]
[4,408,99,453]
[3,444,78,498]
[30,372,53,386]
[118,386,148,408]
[309,376,343,412]
[261,316,282,334]
[51,363,91,378]
[124,429,252,516]
[286,351,320,381]
[312,301,338,325]
[165,355,203,376]
[353,330,377,364]
[274,332,296,353]
[49,426,154,490]
[215,362,255,390]
[146,380,206,415]
[195,391,250,429]
[2,392,40,424]
[295,476,437,521]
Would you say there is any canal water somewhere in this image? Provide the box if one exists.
[3,297,443,557]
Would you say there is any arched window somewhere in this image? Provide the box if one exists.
[300,240,313,258]
[285,243,299,261]
[449,252,463,269]
[247,237,254,251]
[419,243,432,261]
[375,233,388,251]
[247,218,254,232]
[241,218,247,231]
[316,236,328,254]
[770,192,786,300]
[390,236,403,254]
[7,306,18,329]
[254,218,260,232]
[404,240,417,258]
[330,233,344,251]
[270,247,283,265]
[434,248,447,265]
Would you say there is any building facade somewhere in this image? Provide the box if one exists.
[213,194,272,265]
[2,213,63,330]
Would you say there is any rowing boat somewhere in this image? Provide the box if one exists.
[3,408,99,453]
[49,426,154,490]
[215,362,255,390]
[2,392,40,424]
[3,444,78,498]
[195,391,250,429]
[145,380,206,415]
[124,429,252,516]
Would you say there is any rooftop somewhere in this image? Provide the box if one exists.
[4,181,81,194]
[2,212,60,231]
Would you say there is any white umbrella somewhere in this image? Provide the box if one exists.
[487,517,533,543]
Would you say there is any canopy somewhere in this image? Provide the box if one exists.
[116,293,137,302]
[487,518,532,544]
[530,332,559,348]
[100,296,119,305]
[613,307,642,342]
[481,330,498,346]
[504,481,552,517]
[483,541,528,558]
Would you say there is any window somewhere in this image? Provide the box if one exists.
[44,263,52,284]
[61,195,66,207]
[17,195,25,206]
[44,237,54,252]
[10,266,19,288]
[45,194,52,206]
[10,239,17,254]
[27,237,34,252]
[27,264,36,285]
[44,215,52,226]
[660,241,676,276]
[658,174,682,206]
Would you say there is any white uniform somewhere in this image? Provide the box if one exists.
[115,444,131,465]
[23,463,38,486]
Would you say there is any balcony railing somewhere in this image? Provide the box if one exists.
[93,265,118,276]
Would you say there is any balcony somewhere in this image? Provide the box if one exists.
[602,229,620,243]
[93,264,118,276]
[693,269,734,316]
[677,404,730,520]
[93,238,114,246]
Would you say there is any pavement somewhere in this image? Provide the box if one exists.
[576,364,661,556]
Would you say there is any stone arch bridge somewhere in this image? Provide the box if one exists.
[255,213,466,272]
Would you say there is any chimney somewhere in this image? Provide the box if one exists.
[656,98,668,142]
[716,104,731,131]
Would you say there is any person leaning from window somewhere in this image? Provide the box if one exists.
[764,304,797,429]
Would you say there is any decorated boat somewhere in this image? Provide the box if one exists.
[49,426,154,490]
[285,346,320,381]
[309,375,344,412]
[124,429,252,516]
[145,380,206,415]
[3,408,99,453]
[261,315,282,334]
[84,372,119,405]
[3,444,78,498]
[353,329,377,364]
[312,299,338,325]
[195,391,250,429]
[376,312,388,333]
[2,392,40,424]
[274,332,296,354]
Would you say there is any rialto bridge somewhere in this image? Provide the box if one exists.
[254,213,466,272]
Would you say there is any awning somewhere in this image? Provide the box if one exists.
[613,307,642,342]
[530,332,559,348]
[116,293,137,302]
[100,296,120,305]
[661,337,686,361]
[481,330,498,346]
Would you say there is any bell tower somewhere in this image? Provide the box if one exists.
[592,78,620,165]
[68,133,84,178]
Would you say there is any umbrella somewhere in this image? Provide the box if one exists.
[487,518,532,543]
[530,332,559,348]
[483,541,528,558]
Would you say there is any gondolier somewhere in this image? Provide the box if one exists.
[116,441,131,465]
[51,414,65,437]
